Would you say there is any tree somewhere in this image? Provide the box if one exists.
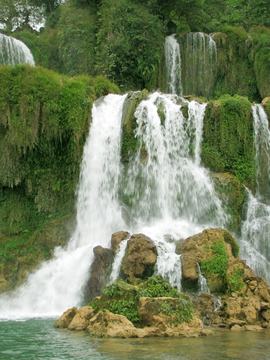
[96,0,165,90]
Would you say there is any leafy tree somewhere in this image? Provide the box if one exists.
[96,0,165,90]
[57,2,97,77]
[0,0,43,33]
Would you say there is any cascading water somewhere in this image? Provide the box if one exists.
[164,35,182,95]
[240,104,270,284]
[0,94,126,319]
[120,92,227,286]
[167,32,217,98]
[0,91,228,319]
[0,33,35,66]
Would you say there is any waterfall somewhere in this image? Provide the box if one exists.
[164,35,182,95]
[164,32,217,98]
[120,92,226,285]
[0,94,126,319]
[0,91,228,319]
[239,105,270,284]
[0,33,35,66]
[253,104,270,200]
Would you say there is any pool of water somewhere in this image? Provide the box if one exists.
[0,319,270,359]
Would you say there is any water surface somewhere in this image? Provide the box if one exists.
[1,319,270,359]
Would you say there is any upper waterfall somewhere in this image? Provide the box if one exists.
[164,35,182,95]
[0,33,35,66]
[164,33,217,98]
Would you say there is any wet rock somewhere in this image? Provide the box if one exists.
[122,234,157,282]
[84,245,114,302]
[55,307,78,328]
[68,306,95,331]
[111,231,130,253]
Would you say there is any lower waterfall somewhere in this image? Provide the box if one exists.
[4,92,269,320]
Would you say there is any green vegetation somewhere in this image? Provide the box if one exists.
[89,276,192,325]
[223,230,239,257]
[227,267,244,293]
[201,95,255,189]
[0,64,119,265]
[201,241,228,277]
[159,297,194,325]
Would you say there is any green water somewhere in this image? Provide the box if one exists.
[0,319,270,359]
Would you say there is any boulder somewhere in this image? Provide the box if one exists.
[84,245,114,302]
[111,231,130,253]
[68,306,95,331]
[122,234,157,282]
[87,310,148,338]
[55,307,78,328]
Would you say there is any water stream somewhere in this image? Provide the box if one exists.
[0,33,35,66]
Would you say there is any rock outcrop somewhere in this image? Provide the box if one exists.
[122,234,157,282]
[84,231,130,301]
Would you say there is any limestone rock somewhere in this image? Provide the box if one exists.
[84,245,114,302]
[87,310,148,338]
[111,231,130,253]
[122,234,157,281]
[68,306,95,331]
[55,307,78,328]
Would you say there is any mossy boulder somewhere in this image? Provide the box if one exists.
[176,228,239,293]
[121,234,157,282]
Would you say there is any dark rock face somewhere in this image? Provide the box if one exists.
[84,231,130,302]
[84,246,114,302]
[122,234,157,282]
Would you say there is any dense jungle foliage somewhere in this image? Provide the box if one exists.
[0,0,269,94]
[0,0,270,269]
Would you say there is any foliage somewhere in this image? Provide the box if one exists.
[103,299,141,323]
[137,275,180,298]
[201,95,255,189]
[227,267,244,293]
[57,2,97,77]
[96,0,165,90]
[159,297,194,324]
[201,240,228,276]
[0,64,119,260]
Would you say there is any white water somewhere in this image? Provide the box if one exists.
[197,264,210,294]
[164,34,182,95]
[0,91,229,319]
[109,239,129,284]
[0,33,35,66]
[0,94,126,319]
[239,105,270,284]
[120,92,226,286]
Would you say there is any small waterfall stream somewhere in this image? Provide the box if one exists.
[164,33,217,98]
[239,105,270,284]
[0,33,35,66]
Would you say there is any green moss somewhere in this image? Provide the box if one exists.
[159,297,193,324]
[200,240,228,277]
[201,95,255,190]
[227,267,244,293]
